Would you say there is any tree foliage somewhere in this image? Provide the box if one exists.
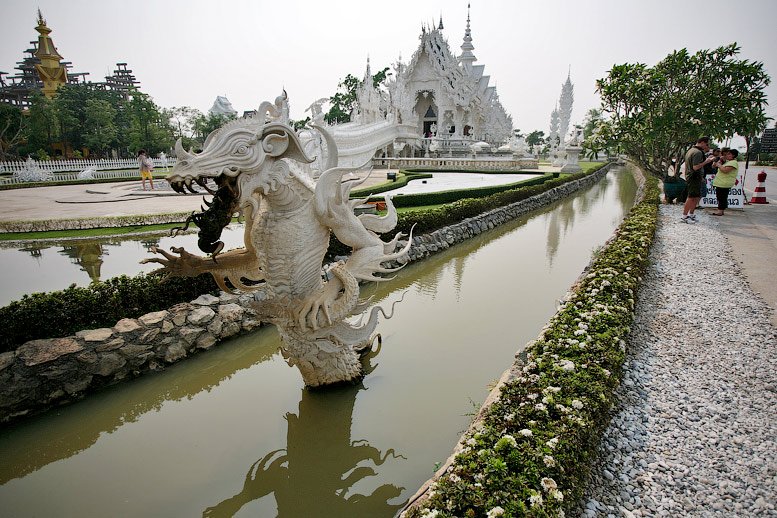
[0,103,26,161]
[8,84,175,159]
[324,66,391,125]
[525,130,545,147]
[590,43,771,177]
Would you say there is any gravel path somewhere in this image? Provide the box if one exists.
[583,206,777,517]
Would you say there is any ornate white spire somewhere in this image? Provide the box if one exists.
[549,102,560,145]
[438,14,444,30]
[459,3,476,71]
[558,70,574,146]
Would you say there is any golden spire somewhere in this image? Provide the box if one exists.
[33,10,67,98]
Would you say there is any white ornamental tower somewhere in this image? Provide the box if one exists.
[558,71,574,148]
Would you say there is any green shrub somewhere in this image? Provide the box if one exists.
[0,273,219,353]
[406,174,660,518]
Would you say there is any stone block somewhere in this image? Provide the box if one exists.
[95,338,125,352]
[179,326,205,345]
[17,338,83,367]
[76,351,99,364]
[0,352,15,372]
[172,312,188,326]
[242,318,261,331]
[169,303,193,313]
[195,333,217,350]
[114,318,142,333]
[221,321,242,338]
[219,292,239,303]
[161,320,175,333]
[77,328,114,342]
[138,328,161,344]
[119,343,153,358]
[218,303,244,323]
[139,310,168,326]
[164,342,187,363]
[207,317,224,336]
[93,352,127,377]
[192,294,219,306]
[188,306,216,325]
[40,363,79,381]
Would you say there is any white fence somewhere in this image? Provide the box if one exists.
[0,157,178,185]
[372,157,540,171]
[0,157,177,175]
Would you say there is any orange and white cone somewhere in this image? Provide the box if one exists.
[750,170,768,204]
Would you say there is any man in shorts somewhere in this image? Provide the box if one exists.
[682,137,715,223]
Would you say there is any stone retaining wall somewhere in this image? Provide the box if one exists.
[0,293,261,423]
[0,164,612,425]
[0,212,192,233]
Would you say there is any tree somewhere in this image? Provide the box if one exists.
[0,103,26,160]
[525,130,545,148]
[166,106,202,150]
[191,112,235,145]
[594,43,771,178]
[324,66,391,124]
[24,91,59,157]
[325,73,360,124]
[127,92,173,154]
[83,99,117,157]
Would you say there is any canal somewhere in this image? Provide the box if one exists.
[0,168,637,517]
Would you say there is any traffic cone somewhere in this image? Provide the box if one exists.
[750,170,768,204]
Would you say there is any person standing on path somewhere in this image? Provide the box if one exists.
[682,137,715,223]
[138,149,155,191]
[710,149,739,216]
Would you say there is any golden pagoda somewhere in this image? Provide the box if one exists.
[33,9,68,99]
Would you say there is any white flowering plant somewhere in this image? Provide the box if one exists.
[406,174,659,517]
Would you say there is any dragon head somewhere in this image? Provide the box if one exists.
[168,118,314,254]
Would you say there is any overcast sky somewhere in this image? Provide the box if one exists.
[2,0,776,143]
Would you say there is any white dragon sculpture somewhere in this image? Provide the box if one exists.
[142,98,411,387]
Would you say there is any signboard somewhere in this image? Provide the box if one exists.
[761,127,777,154]
[700,172,745,209]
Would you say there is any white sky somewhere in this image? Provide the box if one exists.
[2,0,776,145]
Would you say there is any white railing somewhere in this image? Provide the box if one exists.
[372,157,540,171]
[0,157,177,176]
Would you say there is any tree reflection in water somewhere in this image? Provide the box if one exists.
[203,347,406,518]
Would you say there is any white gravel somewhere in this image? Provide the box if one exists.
[582,206,777,517]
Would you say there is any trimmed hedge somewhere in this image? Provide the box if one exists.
[406,172,660,518]
[0,273,219,353]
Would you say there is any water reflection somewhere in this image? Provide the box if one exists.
[0,326,278,486]
[204,350,405,518]
[0,225,245,306]
[59,242,105,282]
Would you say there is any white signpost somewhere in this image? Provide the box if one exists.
[700,172,746,209]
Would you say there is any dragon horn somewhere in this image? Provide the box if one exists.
[175,138,193,160]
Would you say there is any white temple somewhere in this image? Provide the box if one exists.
[208,95,238,118]
[329,8,514,166]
